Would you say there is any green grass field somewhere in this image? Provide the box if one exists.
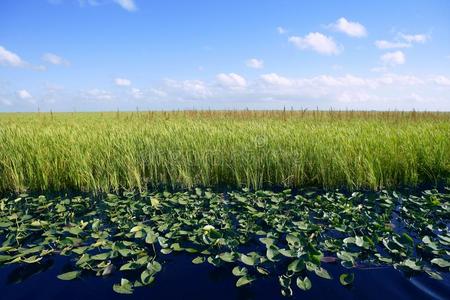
[1,110,449,193]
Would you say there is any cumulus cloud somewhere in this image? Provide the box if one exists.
[164,79,212,98]
[253,72,445,107]
[376,33,430,51]
[381,51,405,66]
[24,73,448,110]
[56,0,137,11]
[83,89,114,101]
[260,73,294,87]
[329,17,367,38]
[130,87,143,99]
[260,73,377,89]
[114,78,132,87]
[400,33,429,44]
[216,73,247,89]
[374,40,411,49]
[245,58,264,69]
[17,89,32,99]
[432,75,450,86]
[150,88,168,98]
[113,0,137,11]
[42,52,70,66]
[0,98,12,106]
[0,46,25,67]
[277,26,287,34]
[156,73,438,105]
[288,33,340,55]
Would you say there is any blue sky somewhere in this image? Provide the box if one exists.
[1,0,450,111]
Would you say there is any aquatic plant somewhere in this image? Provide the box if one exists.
[0,111,449,192]
[0,188,448,296]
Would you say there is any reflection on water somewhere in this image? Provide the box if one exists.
[410,274,450,300]
[0,253,449,300]
[6,259,54,284]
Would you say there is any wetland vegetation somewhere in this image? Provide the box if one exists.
[1,111,449,193]
[0,111,449,297]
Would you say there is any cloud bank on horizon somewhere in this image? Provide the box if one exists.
[1,0,450,111]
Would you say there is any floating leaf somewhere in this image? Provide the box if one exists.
[130,225,143,233]
[91,252,110,261]
[431,258,450,268]
[232,266,247,277]
[314,267,332,280]
[236,275,255,287]
[145,231,158,244]
[288,259,305,273]
[192,256,205,264]
[57,271,81,281]
[321,256,337,263]
[141,270,155,285]
[150,198,160,209]
[400,259,422,271]
[113,278,134,294]
[219,252,235,263]
[339,273,354,286]
[296,276,312,291]
[240,253,256,266]
[266,245,280,262]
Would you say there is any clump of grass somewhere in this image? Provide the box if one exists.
[0,110,449,193]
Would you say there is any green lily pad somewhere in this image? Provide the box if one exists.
[296,276,312,291]
[431,258,450,268]
[339,273,354,286]
[113,278,134,294]
[236,275,255,287]
[57,270,81,281]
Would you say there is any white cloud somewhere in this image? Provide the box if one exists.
[77,0,101,7]
[375,32,429,52]
[376,73,424,85]
[150,88,168,98]
[17,89,32,99]
[259,73,427,93]
[114,78,131,87]
[165,79,211,98]
[329,17,367,37]
[216,73,247,89]
[375,40,411,49]
[84,89,114,100]
[400,33,429,44]
[0,46,25,67]
[42,52,70,66]
[381,51,405,66]
[0,98,12,106]
[432,75,450,86]
[114,0,137,11]
[130,87,143,99]
[260,73,294,87]
[34,65,47,71]
[63,0,136,11]
[245,58,264,69]
[370,66,388,73]
[288,32,340,55]
[253,73,444,108]
[277,26,287,34]
[16,89,36,104]
[62,73,449,110]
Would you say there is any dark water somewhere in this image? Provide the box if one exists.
[1,254,449,300]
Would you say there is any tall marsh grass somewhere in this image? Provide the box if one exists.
[0,110,449,192]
